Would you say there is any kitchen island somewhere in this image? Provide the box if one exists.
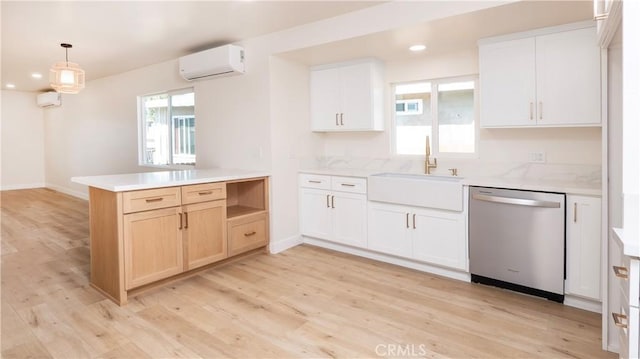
[72,169,270,305]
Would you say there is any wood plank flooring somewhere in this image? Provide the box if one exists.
[1,188,616,358]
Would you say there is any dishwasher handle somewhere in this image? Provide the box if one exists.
[472,193,561,208]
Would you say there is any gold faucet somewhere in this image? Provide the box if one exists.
[425,135,437,175]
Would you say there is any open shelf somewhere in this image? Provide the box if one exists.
[226,178,267,219]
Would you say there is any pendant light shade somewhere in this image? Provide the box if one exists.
[50,43,85,94]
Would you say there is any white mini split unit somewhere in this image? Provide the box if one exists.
[36,91,62,108]
[179,44,245,81]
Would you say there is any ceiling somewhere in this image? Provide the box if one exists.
[1,1,382,93]
[279,0,594,65]
[2,1,593,93]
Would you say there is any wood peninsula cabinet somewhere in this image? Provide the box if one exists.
[72,170,269,305]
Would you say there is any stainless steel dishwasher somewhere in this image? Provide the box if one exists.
[469,186,566,302]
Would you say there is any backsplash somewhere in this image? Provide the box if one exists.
[304,155,602,186]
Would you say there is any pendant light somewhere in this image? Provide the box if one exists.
[50,43,85,94]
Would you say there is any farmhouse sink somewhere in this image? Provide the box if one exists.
[368,172,464,211]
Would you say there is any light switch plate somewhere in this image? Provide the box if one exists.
[528,152,546,163]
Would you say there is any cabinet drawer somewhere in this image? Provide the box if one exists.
[182,182,226,205]
[331,176,366,193]
[123,187,181,214]
[616,255,640,308]
[228,213,268,256]
[299,174,331,189]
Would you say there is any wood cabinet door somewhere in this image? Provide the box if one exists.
[367,202,412,258]
[479,37,537,127]
[411,208,467,271]
[183,200,227,270]
[332,192,367,248]
[566,195,601,300]
[535,27,601,126]
[124,207,183,289]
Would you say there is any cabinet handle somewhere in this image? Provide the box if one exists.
[340,113,344,126]
[198,191,213,195]
[145,197,164,203]
[529,102,534,120]
[308,180,322,184]
[335,113,339,126]
[406,213,409,228]
[341,183,356,187]
[612,312,628,328]
[573,203,577,223]
[539,102,543,120]
[326,194,330,208]
[244,231,257,237]
[184,212,189,229]
[413,214,416,229]
[331,196,335,209]
[178,213,183,230]
[613,266,629,279]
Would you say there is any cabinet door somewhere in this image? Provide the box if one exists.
[331,192,367,248]
[124,207,183,290]
[339,62,373,130]
[299,188,332,240]
[310,67,341,131]
[479,37,537,127]
[535,27,601,126]
[367,202,412,258]
[411,208,467,270]
[566,195,601,300]
[183,200,227,270]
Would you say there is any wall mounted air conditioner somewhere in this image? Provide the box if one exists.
[36,91,61,108]
[179,44,245,81]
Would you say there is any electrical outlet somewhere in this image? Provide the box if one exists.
[528,152,546,163]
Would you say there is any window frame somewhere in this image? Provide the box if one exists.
[137,87,196,169]
[391,75,479,160]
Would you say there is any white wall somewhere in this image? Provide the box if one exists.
[1,90,45,190]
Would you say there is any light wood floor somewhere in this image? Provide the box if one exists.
[1,188,616,359]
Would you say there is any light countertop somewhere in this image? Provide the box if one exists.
[299,168,602,197]
[72,168,270,192]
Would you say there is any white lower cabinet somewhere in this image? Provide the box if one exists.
[368,201,467,271]
[299,174,367,248]
[565,195,602,300]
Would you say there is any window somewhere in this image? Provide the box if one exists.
[393,77,477,157]
[139,88,195,167]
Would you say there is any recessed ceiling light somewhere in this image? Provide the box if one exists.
[6,83,16,89]
[31,72,43,79]
[409,44,426,52]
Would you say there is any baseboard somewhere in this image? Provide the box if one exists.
[563,295,602,313]
[302,236,471,282]
[45,183,88,200]
[0,182,45,191]
[269,235,303,254]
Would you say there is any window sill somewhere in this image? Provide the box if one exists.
[138,163,196,171]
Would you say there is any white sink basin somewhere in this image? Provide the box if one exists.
[368,172,464,211]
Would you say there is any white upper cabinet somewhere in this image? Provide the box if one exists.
[310,59,384,132]
[480,24,601,128]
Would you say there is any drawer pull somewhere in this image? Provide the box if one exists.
[612,312,628,328]
[198,191,213,195]
[145,197,164,203]
[308,180,322,184]
[244,231,257,237]
[341,183,356,187]
[613,265,629,279]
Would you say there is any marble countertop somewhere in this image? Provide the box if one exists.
[299,168,602,196]
[72,168,270,192]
